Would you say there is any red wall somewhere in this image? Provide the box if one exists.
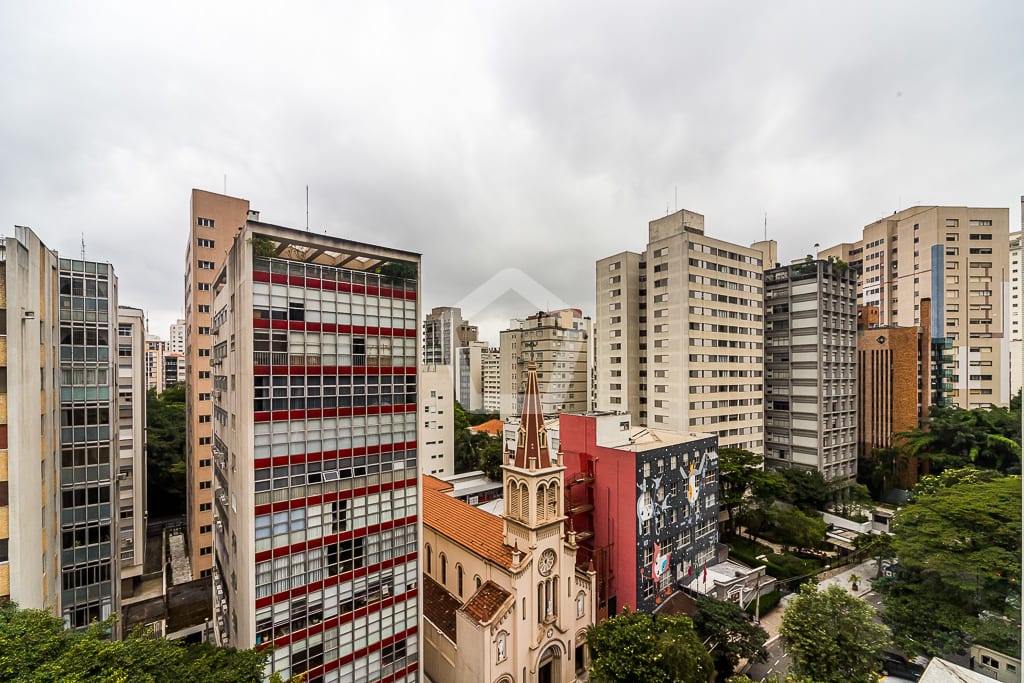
[559,414,638,614]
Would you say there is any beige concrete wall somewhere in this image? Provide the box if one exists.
[186,189,251,576]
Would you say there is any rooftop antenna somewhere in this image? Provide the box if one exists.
[306,185,309,231]
[80,233,86,260]
[764,212,768,241]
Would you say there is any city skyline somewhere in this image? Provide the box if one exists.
[1,2,1021,343]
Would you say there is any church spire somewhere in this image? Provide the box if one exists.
[512,362,552,470]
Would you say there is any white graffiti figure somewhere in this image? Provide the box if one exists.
[684,454,708,509]
[636,482,654,536]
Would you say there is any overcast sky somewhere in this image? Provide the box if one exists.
[2,1,1021,343]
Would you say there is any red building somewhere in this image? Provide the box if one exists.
[559,412,720,618]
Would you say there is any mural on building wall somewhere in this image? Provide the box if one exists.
[633,437,719,612]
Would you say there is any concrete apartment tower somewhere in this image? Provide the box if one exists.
[1008,198,1023,400]
[144,334,165,392]
[0,227,133,632]
[116,307,148,603]
[596,209,776,453]
[421,364,455,476]
[763,261,858,485]
[185,189,253,578]
[498,308,593,419]
[168,318,186,355]
[481,346,501,413]
[423,306,477,366]
[820,206,1011,408]
[209,220,421,682]
[1,227,63,611]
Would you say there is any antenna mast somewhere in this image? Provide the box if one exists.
[81,233,86,260]
[306,185,309,231]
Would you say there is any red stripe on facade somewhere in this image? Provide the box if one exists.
[252,268,416,302]
[254,550,418,609]
[254,513,417,564]
[253,403,416,424]
[252,317,417,337]
[253,439,418,469]
[299,628,419,681]
[270,590,419,649]
[252,365,417,376]
[253,481,417,518]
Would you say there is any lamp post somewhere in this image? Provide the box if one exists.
[753,555,768,624]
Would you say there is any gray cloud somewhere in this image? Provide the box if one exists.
[1,0,1021,343]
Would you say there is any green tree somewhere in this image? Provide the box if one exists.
[896,403,1022,475]
[780,583,891,683]
[693,595,768,677]
[910,466,1003,498]
[878,476,1022,656]
[719,448,766,536]
[146,386,187,518]
[0,602,288,682]
[768,507,827,551]
[777,468,833,511]
[587,608,713,683]
[853,532,895,578]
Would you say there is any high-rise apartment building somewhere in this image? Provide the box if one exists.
[209,220,421,682]
[144,334,166,392]
[481,346,501,413]
[163,352,185,391]
[422,306,477,366]
[1,227,62,611]
[820,206,1011,409]
[421,364,454,477]
[116,307,148,597]
[456,340,490,412]
[1008,200,1023,399]
[185,189,253,577]
[2,227,134,633]
[596,209,776,453]
[58,255,120,632]
[763,261,858,484]
[498,308,592,418]
[169,318,186,355]
[856,304,932,488]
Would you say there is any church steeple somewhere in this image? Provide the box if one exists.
[512,362,552,470]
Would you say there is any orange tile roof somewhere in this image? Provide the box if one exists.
[422,475,515,569]
[469,419,505,436]
[423,575,461,643]
[461,581,513,625]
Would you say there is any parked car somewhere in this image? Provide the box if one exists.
[879,651,925,681]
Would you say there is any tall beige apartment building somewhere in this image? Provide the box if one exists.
[820,205,1010,409]
[116,307,148,594]
[1008,197,1023,398]
[498,308,592,418]
[596,209,776,454]
[481,346,501,413]
[185,189,254,576]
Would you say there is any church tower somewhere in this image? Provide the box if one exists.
[503,362,567,544]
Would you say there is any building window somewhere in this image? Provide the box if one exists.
[198,393,211,401]
[200,481,211,489]
[198,371,211,379]
[199,525,212,534]
[441,554,448,585]
[198,305,210,313]
[197,217,215,227]
[197,238,215,248]
[457,565,464,597]
[199,546,212,556]
[425,544,432,574]
[198,349,211,357]
[198,282,212,291]
[197,260,215,270]
[199,436,212,445]
[198,415,211,423]
[199,502,211,511]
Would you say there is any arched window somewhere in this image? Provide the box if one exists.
[457,564,464,597]
[425,544,432,574]
[537,484,547,521]
[519,483,529,520]
[475,575,482,591]
[547,483,558,519]
[441,554,447,585]
[508,480,519,519]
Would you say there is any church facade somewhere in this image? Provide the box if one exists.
[422,363,597,682]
